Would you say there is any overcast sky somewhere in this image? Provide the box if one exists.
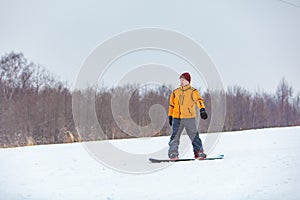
[1,0,299,93]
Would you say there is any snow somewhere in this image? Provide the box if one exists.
[1,126,300,200]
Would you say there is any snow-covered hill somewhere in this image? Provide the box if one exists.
[1,126,300,200]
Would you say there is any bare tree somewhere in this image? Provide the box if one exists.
[276,78,293,126]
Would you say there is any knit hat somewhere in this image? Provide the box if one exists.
[180,72,191,83]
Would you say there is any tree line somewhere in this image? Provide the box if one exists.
[1,52,299,147]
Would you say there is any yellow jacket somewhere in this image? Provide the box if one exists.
[168,84,205,119]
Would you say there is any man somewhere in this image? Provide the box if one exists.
[168,72,208,160]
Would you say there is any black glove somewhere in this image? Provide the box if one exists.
[168,116,173,126]
[200,108,208,120]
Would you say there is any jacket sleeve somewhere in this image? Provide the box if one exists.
[193,90,205,109]
[168,92,175,117]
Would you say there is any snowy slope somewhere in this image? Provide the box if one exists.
[1,126,300,200]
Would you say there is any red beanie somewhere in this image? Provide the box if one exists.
[180,72,191,83]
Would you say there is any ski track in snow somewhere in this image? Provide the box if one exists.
[1,126,300,200]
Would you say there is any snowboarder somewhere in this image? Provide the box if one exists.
[168,72,208,160]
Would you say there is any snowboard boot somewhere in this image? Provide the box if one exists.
[195,151,207,160]
[169,152,179,160]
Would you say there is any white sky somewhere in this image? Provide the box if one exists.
[0,0,299,93]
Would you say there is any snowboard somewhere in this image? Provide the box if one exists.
[149,155,224,163]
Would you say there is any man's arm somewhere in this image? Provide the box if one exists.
[193,90,205,109]
[194,90,208,120]
[168,92,175,125]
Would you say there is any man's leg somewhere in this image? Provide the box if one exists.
[168,118,184,158]
[184,118,204,156]
[192,132,204,154]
